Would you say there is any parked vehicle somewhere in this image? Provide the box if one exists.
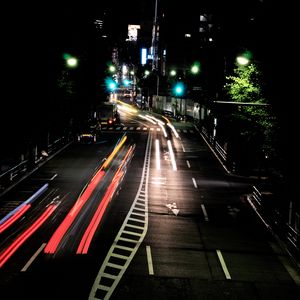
[77,120,99,144]
[95,102,120,126]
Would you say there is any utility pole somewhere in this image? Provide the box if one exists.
[151,0,159,71]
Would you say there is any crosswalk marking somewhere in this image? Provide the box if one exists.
[99,126,194,133]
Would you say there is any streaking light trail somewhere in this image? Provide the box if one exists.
[155,139,161,170]
[103,135,127,168]
[0,184,49,234]
[77,145,135,254]
[45,135,128,254]
[0,204,58,268]
[167,140,177,171]
[44,169,105,254]
[0,204,31,234]
[167,123,179,139]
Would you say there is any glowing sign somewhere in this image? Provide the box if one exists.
[127,25,140,42]
[141,48,147,65]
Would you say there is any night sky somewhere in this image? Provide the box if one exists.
[0,1,297,170]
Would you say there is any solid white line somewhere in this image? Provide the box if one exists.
[50,174,58,181]
[216,249,231,279]
[192,178,198,188]
[21,243,46,272]
[146,245,154,275]
[186,160,191,168]
[201,204,209,221]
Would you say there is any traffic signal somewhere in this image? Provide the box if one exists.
[105,77,117,92]
[173,82,185,96]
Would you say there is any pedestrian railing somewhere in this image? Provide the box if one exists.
[200,126,227,163]
[0,134,73,194]
[287,225,300,252]
[0,160,28,192]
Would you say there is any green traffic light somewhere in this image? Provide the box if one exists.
[173,82,185,96]
[105,77,117,92]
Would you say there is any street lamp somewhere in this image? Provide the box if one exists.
[236,56,249,66]
[170,69,177,77]
[236,50,253,66]
[63,53,78,68]
[190,62,201,74]
[108,65,117,73]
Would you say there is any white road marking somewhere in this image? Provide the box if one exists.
[21,243,46,272]
[186,160,191,168]
[166,203,180,215]
[50,174,58,181]
[216,249,231,279]
[192,178,198,188]
[146,245,154,275]
[181,144,186,152]
[201,204,209,221]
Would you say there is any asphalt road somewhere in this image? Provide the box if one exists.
[0,106,299,300]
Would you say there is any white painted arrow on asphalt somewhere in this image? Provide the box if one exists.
[166,202,180,215]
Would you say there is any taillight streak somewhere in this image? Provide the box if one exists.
[77,146,134,254]
[0,204,57,268]
[44,169,105,254]
[0,204,31,234]
[0,183,48,226]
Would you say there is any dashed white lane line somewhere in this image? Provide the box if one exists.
[201,204,209,221]
[146,245,154,275]
[21,243,46,272]
[192,178,198,188]
[216,249,231,279]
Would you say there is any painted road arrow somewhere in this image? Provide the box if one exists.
[166,202,180,216]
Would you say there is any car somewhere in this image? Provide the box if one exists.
[162,110,182,121]
[162,110,175,118]
[77,120,99,144]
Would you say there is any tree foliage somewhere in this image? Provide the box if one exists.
[224,62,279,164]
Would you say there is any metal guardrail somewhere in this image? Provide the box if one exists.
[201,126,227,162]
[249,185,300,255]
[0,135,72,193]
[287,225,300,252]
[215,141,227,161]
[0,160,29,191]
[251,185,262,206]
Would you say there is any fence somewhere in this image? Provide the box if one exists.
[0,135,72,195]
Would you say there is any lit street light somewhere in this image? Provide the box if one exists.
[63,53,78,68]
[236,56,249,65]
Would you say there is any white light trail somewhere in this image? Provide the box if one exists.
[155,139,161,170]
[167,122,179,138]
[167,140,177,171]
[158,123,168,137]
[138,114,157,124]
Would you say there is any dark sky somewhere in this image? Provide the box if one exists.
[1,1,296,147]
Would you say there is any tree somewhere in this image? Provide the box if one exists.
[223,62,279,175]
